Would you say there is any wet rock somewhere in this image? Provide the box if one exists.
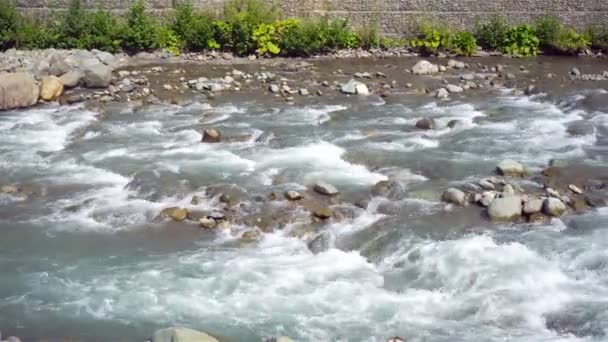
[151,327,219,342]
[82,60,113,88]
[496,159,526,177]
[199,216,217,229]
[448,60,466,69]
[201,128,221,143]
[524,85,536,96]
[568,184,583,194]
[371,180,404,199]
[438,65,447,72]
[285,190,303,201]
[412,60,438,75]
[1,184,20,194]
[502,184,515,196]
[488,195,522,221]
[299,88,310,96]
[312,207,333,219]
[543,197,567,216]
[307,231,334,254]
[241,228,262,242]
[442,188,467,206]
[570,67,581,76]
[340,79,369,95]
[572,197,588,213]
[313,181,339,196]
[191,195,203,205]
[460,73,475,81]
[59,70,83,89]
[435,88,449,98]
[546,187,560,198]
[0,72,40,110]
[479,179,495,190]
[39,75,63,101]
[447,119,463,129]
[528,212,550,224]
[446,84,464,93]
[566,120,594,136]
[505,73,516,80]
[479,191,496,207]
[523,197,544,214]
[586,194,606,207]
[186,210,208,221]
[160,207,188,222]
[415,117,436,130]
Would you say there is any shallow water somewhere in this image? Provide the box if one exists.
[1,76,608,341]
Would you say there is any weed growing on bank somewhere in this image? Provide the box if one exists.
[0,0,605,57]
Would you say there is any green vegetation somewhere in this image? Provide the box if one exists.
[0,0,605,57]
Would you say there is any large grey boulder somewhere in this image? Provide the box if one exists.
[81,59,113,88]
[151,327,219,342]
[0,72,40,110]
[59,70,84,89]
[488,195,522,221]
[523,197,544,214]
[496,159,526,177]
[412,60,439,75]
[48,53,71,76]
[442,188,467,206]
[543,198,567,216]
[340,79,369,95]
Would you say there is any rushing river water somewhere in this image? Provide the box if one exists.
[1,63,608,341]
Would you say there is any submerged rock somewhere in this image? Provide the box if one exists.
[488,196,522,221]
[496,159,526,177]
[566,120,594,136]
[543,197,567,216]
[201,128,221,143]
[199,216,217,229]
[415,117,436,130]
[312,207,333,219]
[313,181,339,196]
[442,188,467,206]
[0,72,40,110]
[285,190,304,201]
[241,228,262,242]
[160,207,188,222]
[151,327,219,342]
[307,231,334,254]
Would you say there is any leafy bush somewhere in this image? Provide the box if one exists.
[358,21,381,49]
[80,10,123,52]
[252,19,298,55]
[173,2,215,51]
[475,15,509,50]
[588,25,608,52]
[411,23,452,55]
[448,31,477,56]
[16,17,59,49]
[120,0,160,53]
[552,27,590,54]
[221,0,280,54]
[535,15,561,46]
[379,36,407,49]
[0,0,21,49]
[57,0,88,48]
[502,25,539,56]
[323,18,360,50]
[280,19,324,56]
[158,26,183,55]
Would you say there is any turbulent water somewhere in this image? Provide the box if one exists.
[1,83,608,341]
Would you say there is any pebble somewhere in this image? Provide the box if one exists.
[568,184,583,194]
[285,190,303,201]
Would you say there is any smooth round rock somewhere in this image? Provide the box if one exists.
[488,196,522,221]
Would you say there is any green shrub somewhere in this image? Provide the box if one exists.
[252,19,298,55]
[121,0,160,53]
[535,15,561,46]
[0,0,21,50]
[411,23,452,55]
[323,18,360,49]
[358,21,381,49]
[158,25,183,55]
[173,2,215,51]
[280,19,324,56]
[379,36,408,49]
[475,15,509,50]
[552,27,590,54]
[502,25,539,56]
[80,10,123,52]
[448,31,477,56]
[221,0,280,54]
[16,17,59,49]
[56,0,88,48]
[588,25,608,51]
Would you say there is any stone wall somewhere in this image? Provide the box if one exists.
[15,0,608,35]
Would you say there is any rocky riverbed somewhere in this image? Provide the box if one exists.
[1,50,608,341]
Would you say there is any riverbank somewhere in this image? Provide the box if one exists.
[1,51,608,341]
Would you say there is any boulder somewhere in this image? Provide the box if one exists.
[241,229,262,241]
[48,53,71,76]
[412,60,438,75]
[307,231,334,254]
[523,197,544,214]
[447,60,466,69]
[93,50,116,66]
[446,84,464,93]
[479,191,496,207]
[312,207,333,219]
[313,181,339,196]
[340,79,369,95]
[415,117,436,130]
[447,119,463,129]
[151,327,219,342]
[199,216,217,229]
[201,128,221,143]
[285,190,303,201]
[82,60,113,88]
[566,120,594,136]
[269,84,280,93]
[39,76,64,101]
[442,188,467,206]
[59,70,83,89]
[479,179,495,190]
[496,159,526,177]
[543,198,566,216]
[435,88,449,98]
[488,196,522,221]
[160,207,188,222]
[0,72,40,110]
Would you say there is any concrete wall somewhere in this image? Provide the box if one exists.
[15,0,608,35]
